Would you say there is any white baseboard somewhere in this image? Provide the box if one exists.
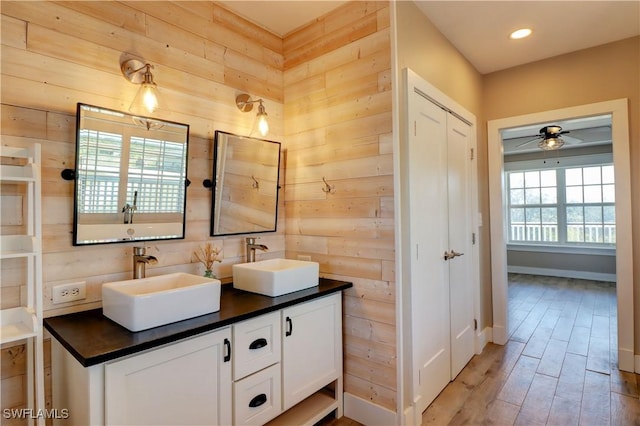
[475,326,493,353]
[507,266,616,283]
[633,354,640,374]
[402,403,419,426]
[492,324,508,345]
[617,348,633,372]
[344,392,396,426]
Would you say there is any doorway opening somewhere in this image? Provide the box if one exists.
[487,99,634,372]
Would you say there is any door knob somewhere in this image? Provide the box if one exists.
[444,250,464,261]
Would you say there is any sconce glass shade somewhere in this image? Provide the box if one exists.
[256,101,269,136]
[236,93,269,137]
[129,66,161,115]
[121,59,162,116]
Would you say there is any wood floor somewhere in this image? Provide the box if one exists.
[423,273,640,425]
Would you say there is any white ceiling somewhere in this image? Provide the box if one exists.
[218,1,348,37]
[414,1,640,74]
[219,1,640,74]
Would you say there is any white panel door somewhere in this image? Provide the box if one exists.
[408,92,451,414]
[446,115,475,379]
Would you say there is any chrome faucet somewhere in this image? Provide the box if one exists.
[246,237,268,263]
[133,246,158,279]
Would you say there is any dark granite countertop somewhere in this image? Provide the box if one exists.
[44,278,352,367]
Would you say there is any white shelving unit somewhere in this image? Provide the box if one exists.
[1,144,45,426]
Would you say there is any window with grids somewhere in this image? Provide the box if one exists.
[565,165,615,244]
[507,164,615,246]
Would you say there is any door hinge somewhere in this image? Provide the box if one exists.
[418,369,421,385]
[470,148,475,160]
[414,121,417,136]
[472,232,476,245]
[474,319,478,331]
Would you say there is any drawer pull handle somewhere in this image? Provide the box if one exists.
[249,338,268,350]
[285,316,293,336]
[223,338,231,363]
[249,393,267,408]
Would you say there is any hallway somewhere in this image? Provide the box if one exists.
[422,274,640,425]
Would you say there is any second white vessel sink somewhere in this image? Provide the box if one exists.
[102,272,221,332]
[232,258,319,297]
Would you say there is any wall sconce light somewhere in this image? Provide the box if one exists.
[236,93,269,136]
[121,58,162,115]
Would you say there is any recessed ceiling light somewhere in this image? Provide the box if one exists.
[510,28,532,40]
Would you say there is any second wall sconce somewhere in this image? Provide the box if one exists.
[236,93,269,137]
[121,58,162,115]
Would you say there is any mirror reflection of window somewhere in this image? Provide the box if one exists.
[74,104,189,245]
[77,130,122,214]
[127,136,186,215]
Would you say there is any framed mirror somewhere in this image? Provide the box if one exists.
[73,103,189,245]
[211,131,281,236]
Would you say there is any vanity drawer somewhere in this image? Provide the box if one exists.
[233,363,282,426]
[233,311,281,380]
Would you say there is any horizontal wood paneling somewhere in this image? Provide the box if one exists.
[1,1,286,417]
[283,1,395,411]
[2,0,397,416]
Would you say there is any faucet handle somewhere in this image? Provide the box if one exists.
[134,246,146,255]
[246,237,259,243]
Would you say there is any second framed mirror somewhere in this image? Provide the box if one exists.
[211,131,281,236]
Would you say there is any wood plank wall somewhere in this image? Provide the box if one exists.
[2,0,398,417]
[282,2,396,411]
[1,1,286,418]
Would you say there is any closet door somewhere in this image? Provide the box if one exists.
[447,115,475,379]
[408,91,451,414]
[408,87,476,414]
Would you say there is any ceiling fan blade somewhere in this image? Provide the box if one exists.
[515,136,541,148]
[562,135,582,144]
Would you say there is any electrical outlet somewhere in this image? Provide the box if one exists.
[52,282,86,304]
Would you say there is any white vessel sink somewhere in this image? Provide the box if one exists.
[102,273,221,332]
[232,258,319,297]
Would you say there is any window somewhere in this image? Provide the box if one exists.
[565,165,615,244]
[508,170,558,242]
[507,164,615,246]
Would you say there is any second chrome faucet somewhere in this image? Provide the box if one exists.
[245,237,268,263]
[133,246,158,279]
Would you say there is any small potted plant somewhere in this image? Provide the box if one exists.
[192,242,223,279]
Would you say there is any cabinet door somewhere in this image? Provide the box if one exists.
[105,328,232,426]
[282,293,341,410]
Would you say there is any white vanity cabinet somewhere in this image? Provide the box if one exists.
[52,328,232,426]
[49,288,347,426]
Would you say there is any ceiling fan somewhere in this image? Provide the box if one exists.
[517,125,573,151]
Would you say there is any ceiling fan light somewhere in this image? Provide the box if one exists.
[510,28,532,40]
[538,137,565,150]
